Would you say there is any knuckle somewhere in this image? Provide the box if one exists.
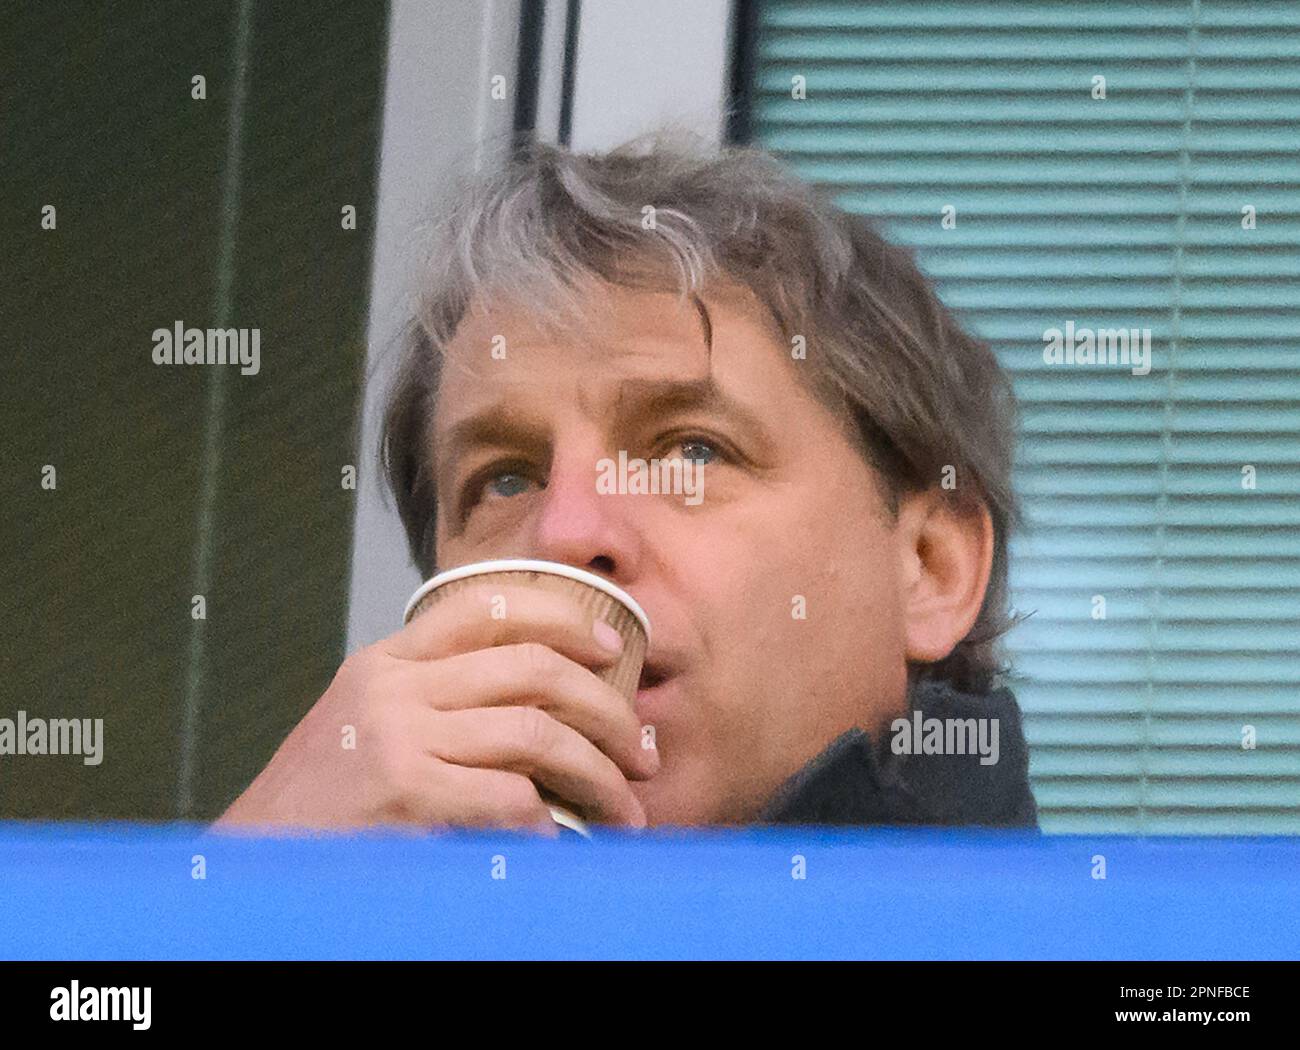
[332,649,391,712]
[326,653,365,701]
[339,644,383,684]
[493,773,545,820]
[516,641,560,684]
[511,703,554,757]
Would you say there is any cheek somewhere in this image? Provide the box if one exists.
[722,490,909,719]
[751,536,904,678]
[675,502,902,692]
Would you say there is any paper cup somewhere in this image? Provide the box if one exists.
[403,559,651,837]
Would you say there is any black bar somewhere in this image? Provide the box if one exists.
[557,0,581,146]
[512,0,546,147]
[2,961,1294,1036]
[726,0,760,144]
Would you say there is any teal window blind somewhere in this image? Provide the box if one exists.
[748,0,1300,833]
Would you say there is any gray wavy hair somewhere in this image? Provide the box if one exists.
[381,132,1020,693]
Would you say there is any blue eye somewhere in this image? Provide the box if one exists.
[459,464,537,517]
[487,472,531,498]
[678,438,718,465]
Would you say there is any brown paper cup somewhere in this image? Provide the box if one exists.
[403,559,651,837]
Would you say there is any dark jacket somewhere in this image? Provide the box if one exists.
[758,679,1039,828]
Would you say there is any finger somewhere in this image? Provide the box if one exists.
[381,644,658,781]
[385,578,627,672]
[429,705,648,828]
[375,758,560,836]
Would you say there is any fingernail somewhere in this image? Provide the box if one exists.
[592,619,624,653]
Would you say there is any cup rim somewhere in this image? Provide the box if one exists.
[402,558,652,641]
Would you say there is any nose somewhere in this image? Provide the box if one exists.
[529,441,642,582]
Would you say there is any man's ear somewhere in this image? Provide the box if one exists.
[896,488,994,664]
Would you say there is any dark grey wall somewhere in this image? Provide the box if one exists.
[0,1,390,820]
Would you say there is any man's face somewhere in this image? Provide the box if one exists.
[431,281,911,824]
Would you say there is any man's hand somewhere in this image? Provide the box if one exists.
[213,580,658,834]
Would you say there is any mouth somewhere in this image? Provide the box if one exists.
[637,664,671,692]
[634,658,681,725]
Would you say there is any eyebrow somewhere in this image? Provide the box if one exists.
[433,375,772,485]
[433,407,550,488]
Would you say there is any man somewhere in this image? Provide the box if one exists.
[217,134,1038,834]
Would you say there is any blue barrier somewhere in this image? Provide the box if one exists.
[1,824,1296,959]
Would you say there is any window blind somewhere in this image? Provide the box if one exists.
[747,0,1300,833]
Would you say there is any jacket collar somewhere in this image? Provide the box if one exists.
[757,678,1039,828]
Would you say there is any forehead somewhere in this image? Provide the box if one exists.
[432,281,794,424]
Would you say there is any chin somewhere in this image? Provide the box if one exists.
[633,774,705,827]
[635,768,747,828]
